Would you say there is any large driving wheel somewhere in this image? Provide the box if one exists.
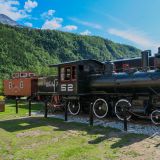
[115,99,132,121]
[151,110,160,125]
[68,100,81,115]
[93,98,108,118]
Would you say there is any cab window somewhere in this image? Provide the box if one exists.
[60,67,65,81]
[65,67,71,80]
[60,66,76,81]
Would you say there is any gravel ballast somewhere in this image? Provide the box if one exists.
[32,112,160,136]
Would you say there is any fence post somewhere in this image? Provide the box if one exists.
[28,98,32,116]
[89,102,93,126]
[44,100,48,118]
[64,101,68,121]
[16,97,19,114]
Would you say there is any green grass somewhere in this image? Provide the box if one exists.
[0,99,43,119]
[0,101,148,160]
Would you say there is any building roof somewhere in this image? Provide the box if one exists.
[111,56,154,63]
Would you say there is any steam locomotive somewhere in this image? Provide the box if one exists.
[3,48,160,125]
[37,48,160,125]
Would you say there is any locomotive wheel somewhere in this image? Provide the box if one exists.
[151,110,160,125]
[93,98,108,118]
[115,99,132,121]
[68,101,81,115]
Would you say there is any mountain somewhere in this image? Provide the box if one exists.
[0,23,141,79]
[0,14,19,26]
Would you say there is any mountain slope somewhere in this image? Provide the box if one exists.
[0,14,19,26]
[0,23,141,78]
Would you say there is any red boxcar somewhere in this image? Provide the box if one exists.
[3,72,38,97]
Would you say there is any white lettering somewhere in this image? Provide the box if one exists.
[68,84,73,91]
[61,84,67,91]
[46,81,54,87]
[61,84,74,92]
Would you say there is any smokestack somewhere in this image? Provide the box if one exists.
[141,50,151,71]
[155,47,160,69]
[158,47,160,54]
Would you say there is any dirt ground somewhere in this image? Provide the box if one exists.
[118,133,160,160]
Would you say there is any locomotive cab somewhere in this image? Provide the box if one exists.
[50,60,104,95]
[59,65,77,95]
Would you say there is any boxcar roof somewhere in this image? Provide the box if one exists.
[49,59,104,67]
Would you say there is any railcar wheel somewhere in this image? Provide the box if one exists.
[93,98,108,118]
[151,110,160,125]
[68,101,81,115]
[115,99,132,121]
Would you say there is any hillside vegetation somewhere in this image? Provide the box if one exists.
[0,23,141,79]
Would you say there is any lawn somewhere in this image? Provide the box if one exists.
[0,100,159,160]
[0,99,44,120]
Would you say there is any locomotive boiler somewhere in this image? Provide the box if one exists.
[91,51,160,93]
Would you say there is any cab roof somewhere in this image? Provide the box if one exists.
[49,59,104,67]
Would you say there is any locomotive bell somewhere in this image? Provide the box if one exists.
[141,50,151,71]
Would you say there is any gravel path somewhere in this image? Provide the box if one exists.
[32,112,160,136]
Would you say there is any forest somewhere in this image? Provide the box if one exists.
[0,23,141,79]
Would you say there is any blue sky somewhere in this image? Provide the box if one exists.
[1,0,160,53]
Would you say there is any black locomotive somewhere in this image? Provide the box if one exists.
[37,48,160,125]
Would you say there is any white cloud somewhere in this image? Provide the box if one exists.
[70,17,102,30]
[41,9,56,19]
[0,0,28,20]
[42,17,78,32]
[6,0,19,5]
[24,22,33,27]
[48,10,55,16]
[108,28,160,50]
[42,17,63,30]
[24,0,38,13]
[63,25,77,31]
[80,30,91,36]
